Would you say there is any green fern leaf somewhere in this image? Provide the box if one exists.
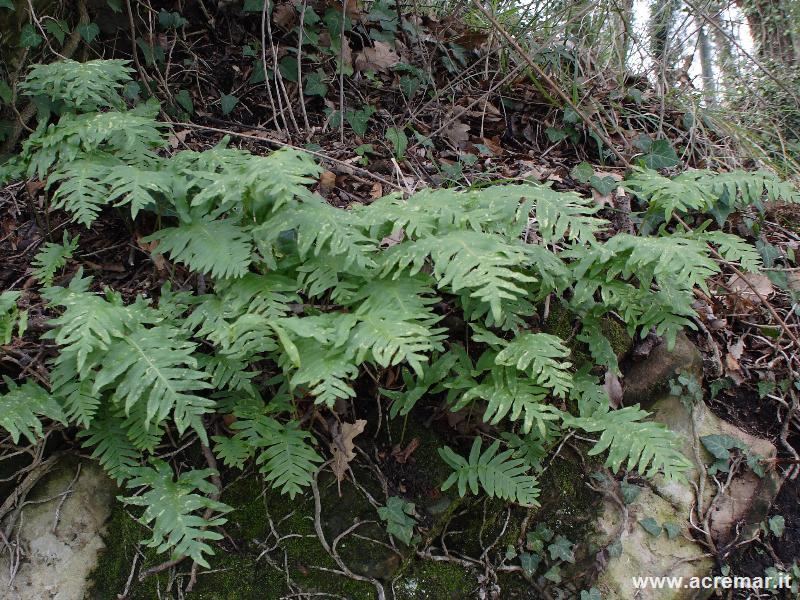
[439,438,540,507]
[563,404,692,482]
[32,231,78,285]
[121,460,231,568]
[255,420,323,498]
[534,184,606,243]
[495,333,573,397]
[0,377,66,443]
[0,291,26,345]
[145,218,253,279]
[92,325,214,434]
[455,367,563,436]
[695,230,762,272]
[20,59,133,110]
[380,231,535,322]
[78,408,141,483]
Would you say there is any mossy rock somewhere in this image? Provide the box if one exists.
[394,560,478,600]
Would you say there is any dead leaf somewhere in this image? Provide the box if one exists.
[727,273,774,305]
[442,121,470,149]
[391,437,420,464]
[480,136,504,156]
[330,419,366,487]
[318,170,337,196]
[273,2,296,29]
[788,271,800,292]
[370,182,383,200]
[136,234,169,274]
[380,227,405,248]
[168,129,189,149]
[603,371,623,408]
[354,41,400,72]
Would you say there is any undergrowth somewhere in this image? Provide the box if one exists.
[1,58,798,569]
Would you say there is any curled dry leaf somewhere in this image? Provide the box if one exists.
[318,170,337,196]
[354,41,400,72]
[727,273,774,305]
[330,419,367,486]
[272,3,297,29]
[442,121,470,149]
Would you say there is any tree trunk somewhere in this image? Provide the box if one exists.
[698,23,716,102]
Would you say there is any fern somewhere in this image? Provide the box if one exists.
[0,377,66,443]
[32,231,78,285]
[144,217,253,279]
[121,460,231,568]
[78,408,142,483]
[0,291,26,345]
[533,184,606,243]
[494,333,573,397]
[453,366,564,437]
[380,231,535,322]
[20,59,133,110]
[439,438,540,507]
[693,230,763,272]
[563,403,692,482]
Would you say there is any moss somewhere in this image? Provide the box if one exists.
[533,448,601,544]
[189,553,285,600]
[600,316,633,359]
[219,474,269,542]
[394,560,477,600]
[89,499,162,600]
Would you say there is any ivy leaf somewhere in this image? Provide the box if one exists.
[77,22,100,44]
[220,94,239,116]
[519,552,540,575]
[581,589,602,600]
[546,127,567,143]
[377,496,417,545]
[385,126,407,160]
[0,80,12,104]
[590,174,617,196]
[768,515,785,537]
[570,161,594,183]
[620,480,642,505]
[0,0,13,9]
[548,535,575,563]
[107,0,122,12]
[700,434,745,459]
[642,139,679,169]
[304,70,327,97]
[175,89,194,114]
[639,517,662,536]
[44,19,69,45]
[20,23,43,48]
[664,521,681,540]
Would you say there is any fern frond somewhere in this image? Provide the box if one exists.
[90,325,213,434]
[145,218,253,280]
[624,168,714,221]
[382,352,459,418]
[533,184,606,243]
[77,407,141,483]
[255,420,323,498]
[23,105,165,178]
[0,291,26,345]
[576,315,620,375]
[348,305,447,376]
[283,339,359,407]
[699,169,800,208]
[347,274,442,327]
[122,460,231,568]
[563,404,692,482]
[32,231,78,285]
[694,230,762,272]
[439,438,540,507]
[47,158,117,226]
[0,377,66,443]
[20,59,133,111]
[454,367,563,437]
[51,360,100,427]
[191,148,321,220]
[495,333,573,397]
[380,231,535,322]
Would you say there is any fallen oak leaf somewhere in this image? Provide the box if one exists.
[354,41,400,72]
[330,419,367,490]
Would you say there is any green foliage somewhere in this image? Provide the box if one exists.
[32,231,78,284]
[5,58,795,574]
[439,438,541,507]
[0,291,27,344]
[0,377,66,443]
[121,460,231,567]
[20,59,134,111]
[377,496,417,545]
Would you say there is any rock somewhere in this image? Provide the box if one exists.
[0,458,115,600]
[622,331,703,408]
[593,486,714,600]
[591,332,781,598]
[650,394,781,545]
